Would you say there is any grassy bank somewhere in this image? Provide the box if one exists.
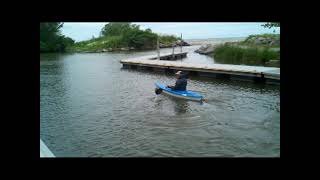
[213,44,279,66]
[70,34,180,52]
[212,34,280,67]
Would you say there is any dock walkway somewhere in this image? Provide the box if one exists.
[120,53,280,84]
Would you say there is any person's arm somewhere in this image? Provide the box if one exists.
[167,79,183,89]
[171,80,182,90]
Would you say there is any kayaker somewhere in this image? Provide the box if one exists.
[166,71,187,91]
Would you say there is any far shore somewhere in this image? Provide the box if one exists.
[185,37,247,45]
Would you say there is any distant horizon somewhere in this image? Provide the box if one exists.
[61,23,280,42]
[183,36,247,40]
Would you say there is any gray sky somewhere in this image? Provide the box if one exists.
[61,22,280,42]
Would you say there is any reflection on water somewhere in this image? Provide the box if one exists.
[40,45,280,157]
[173,100,190,114]
[153,95,190,115]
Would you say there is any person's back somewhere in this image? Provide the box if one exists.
[172,76,187,91]
[167,71,188,91]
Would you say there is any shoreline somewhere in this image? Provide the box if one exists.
[45,37,246,54]
[41,37,253,54]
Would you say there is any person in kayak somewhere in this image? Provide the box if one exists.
[166,71,188,91]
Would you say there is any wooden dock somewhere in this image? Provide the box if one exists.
[120,53,280,84]
[150,51,188,60]
[40,139,55,157]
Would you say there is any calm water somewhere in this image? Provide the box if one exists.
[40,45,280,157]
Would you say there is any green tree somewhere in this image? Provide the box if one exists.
[62,36,75,46]
[262,22,280,33]
[72,22,178,52]
[40,22,74,52]
[40,22,63,41]
[101,22,132,37]
[100,22,158,49]
[262,22,280,28]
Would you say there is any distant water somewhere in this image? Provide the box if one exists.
[185,37,247,45]
[40,40,280,157]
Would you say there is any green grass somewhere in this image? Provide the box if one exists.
[212,34,280,66]
[213,43,280,66]
[69,36,125,52]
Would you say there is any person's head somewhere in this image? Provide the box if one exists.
[175,71,183,79]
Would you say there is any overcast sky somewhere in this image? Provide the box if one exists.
[61,22,280,42]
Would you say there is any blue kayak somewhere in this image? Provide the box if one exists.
[155,82,204,102]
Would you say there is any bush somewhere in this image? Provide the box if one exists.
[71,23,161,51]
[106,36,124,48]
[244,34,280,45]
[70,23,181,52]
[159,34,180,44]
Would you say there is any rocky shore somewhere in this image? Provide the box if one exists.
[194,35,280,56]
[194,44,215,55]
[159,40,191,48]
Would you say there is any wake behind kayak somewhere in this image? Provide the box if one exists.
[155,82,204,102]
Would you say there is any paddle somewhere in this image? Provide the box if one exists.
[202,98,208,103]
[155,88,163,95]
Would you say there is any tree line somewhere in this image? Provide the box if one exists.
[40,22,279,53]
[40,22,181,52]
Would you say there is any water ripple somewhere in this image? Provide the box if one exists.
[40,49,280,157]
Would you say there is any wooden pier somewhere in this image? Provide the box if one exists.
[150,51,188,60]
[120,53,280,85]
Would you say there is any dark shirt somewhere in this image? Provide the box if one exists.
[172,77,187,91]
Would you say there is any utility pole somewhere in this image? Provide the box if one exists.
[172,43,175,55]
[157,37,160,60]
[180,33,183,52]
